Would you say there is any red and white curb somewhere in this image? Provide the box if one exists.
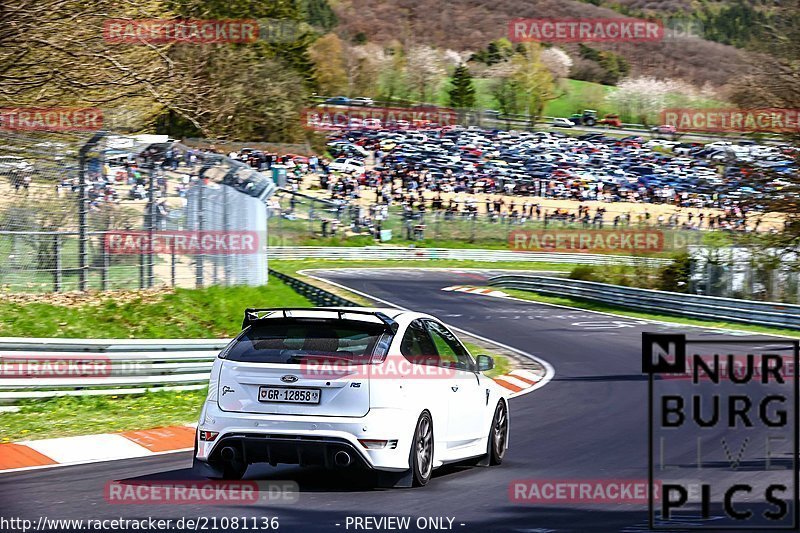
[493,368,546,397]
[442,285,509,298]
[0,424,196,473]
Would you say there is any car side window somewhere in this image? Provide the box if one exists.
[400,320,438,365]
[423,320,475,371]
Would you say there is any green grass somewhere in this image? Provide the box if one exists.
[0,280,312,338]
[464,341,510,379]
[499,288,800,338]
[544,79,617,118]
[1,389,207,442]
[436,77,616,118]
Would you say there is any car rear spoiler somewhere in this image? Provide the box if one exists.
[242,308,399,334]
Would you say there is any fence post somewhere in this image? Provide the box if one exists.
[171,242,177,287]
[195,179,205,288]
[147,165,156,288]
[78,131,107,291]
[53,234,62,293]
[223,184,231,286]
[139,248,145,289]
[101,233,109,291]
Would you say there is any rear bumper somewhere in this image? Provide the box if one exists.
[200,433,371,471]
[195,402,415,472]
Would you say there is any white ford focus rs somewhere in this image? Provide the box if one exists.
[193,307,510,487]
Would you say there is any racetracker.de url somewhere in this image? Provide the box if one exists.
[0,516,280,532]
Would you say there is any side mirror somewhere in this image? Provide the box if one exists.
[476,355,494,372]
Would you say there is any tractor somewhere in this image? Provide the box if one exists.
[568,109,598,127]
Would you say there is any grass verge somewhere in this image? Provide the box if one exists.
[464,341,511,379]
[0,280,312,338]
[1,389,207,442]
[500,288,800,338]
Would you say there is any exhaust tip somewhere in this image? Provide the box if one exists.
[334,450,352,467]
[220,446,238,462]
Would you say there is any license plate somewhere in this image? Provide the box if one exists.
[258,386,320,404]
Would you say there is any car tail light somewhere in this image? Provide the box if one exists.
[199,431,219,442]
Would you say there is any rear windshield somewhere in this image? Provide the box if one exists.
[223,319,390,364]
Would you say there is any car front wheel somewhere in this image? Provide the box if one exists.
[490,401,508,465]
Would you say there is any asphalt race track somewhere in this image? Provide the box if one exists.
[1,268,796,533]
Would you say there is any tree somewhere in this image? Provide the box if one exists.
[378,41,408,102]
[405,45,445,103]
[447,65,476,109]
[300,0,338,32]
[540,48,572,80]
[606,77,701,125]
[486,42,502,65]
[308,33,348,95]
[510,43,556,127]
[346,44,387,97]
[0,0,176,129]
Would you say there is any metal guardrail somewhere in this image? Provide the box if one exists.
[269,269,359,307]
[270,247,670,266]
[489,275,800,330]
[0,339,225,404]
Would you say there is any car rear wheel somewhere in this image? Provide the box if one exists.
[411,412,434,486]
[490,401,508,465]
[222,462,247,480]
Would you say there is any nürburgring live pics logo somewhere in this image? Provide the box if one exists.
[643,333,799,530]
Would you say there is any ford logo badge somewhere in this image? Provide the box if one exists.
[281,375,298,383]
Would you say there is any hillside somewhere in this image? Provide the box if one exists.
[331,0,750,87]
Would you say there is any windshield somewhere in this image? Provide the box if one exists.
[223,319,391,364]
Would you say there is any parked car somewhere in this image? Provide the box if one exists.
[350,97,375,107]
[325,96,351,106]
[651,125,677,135]
[193,307,509,487]
[552,118,575,128]
[329,157,366,175]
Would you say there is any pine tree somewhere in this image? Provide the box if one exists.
[447,64,476,109]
